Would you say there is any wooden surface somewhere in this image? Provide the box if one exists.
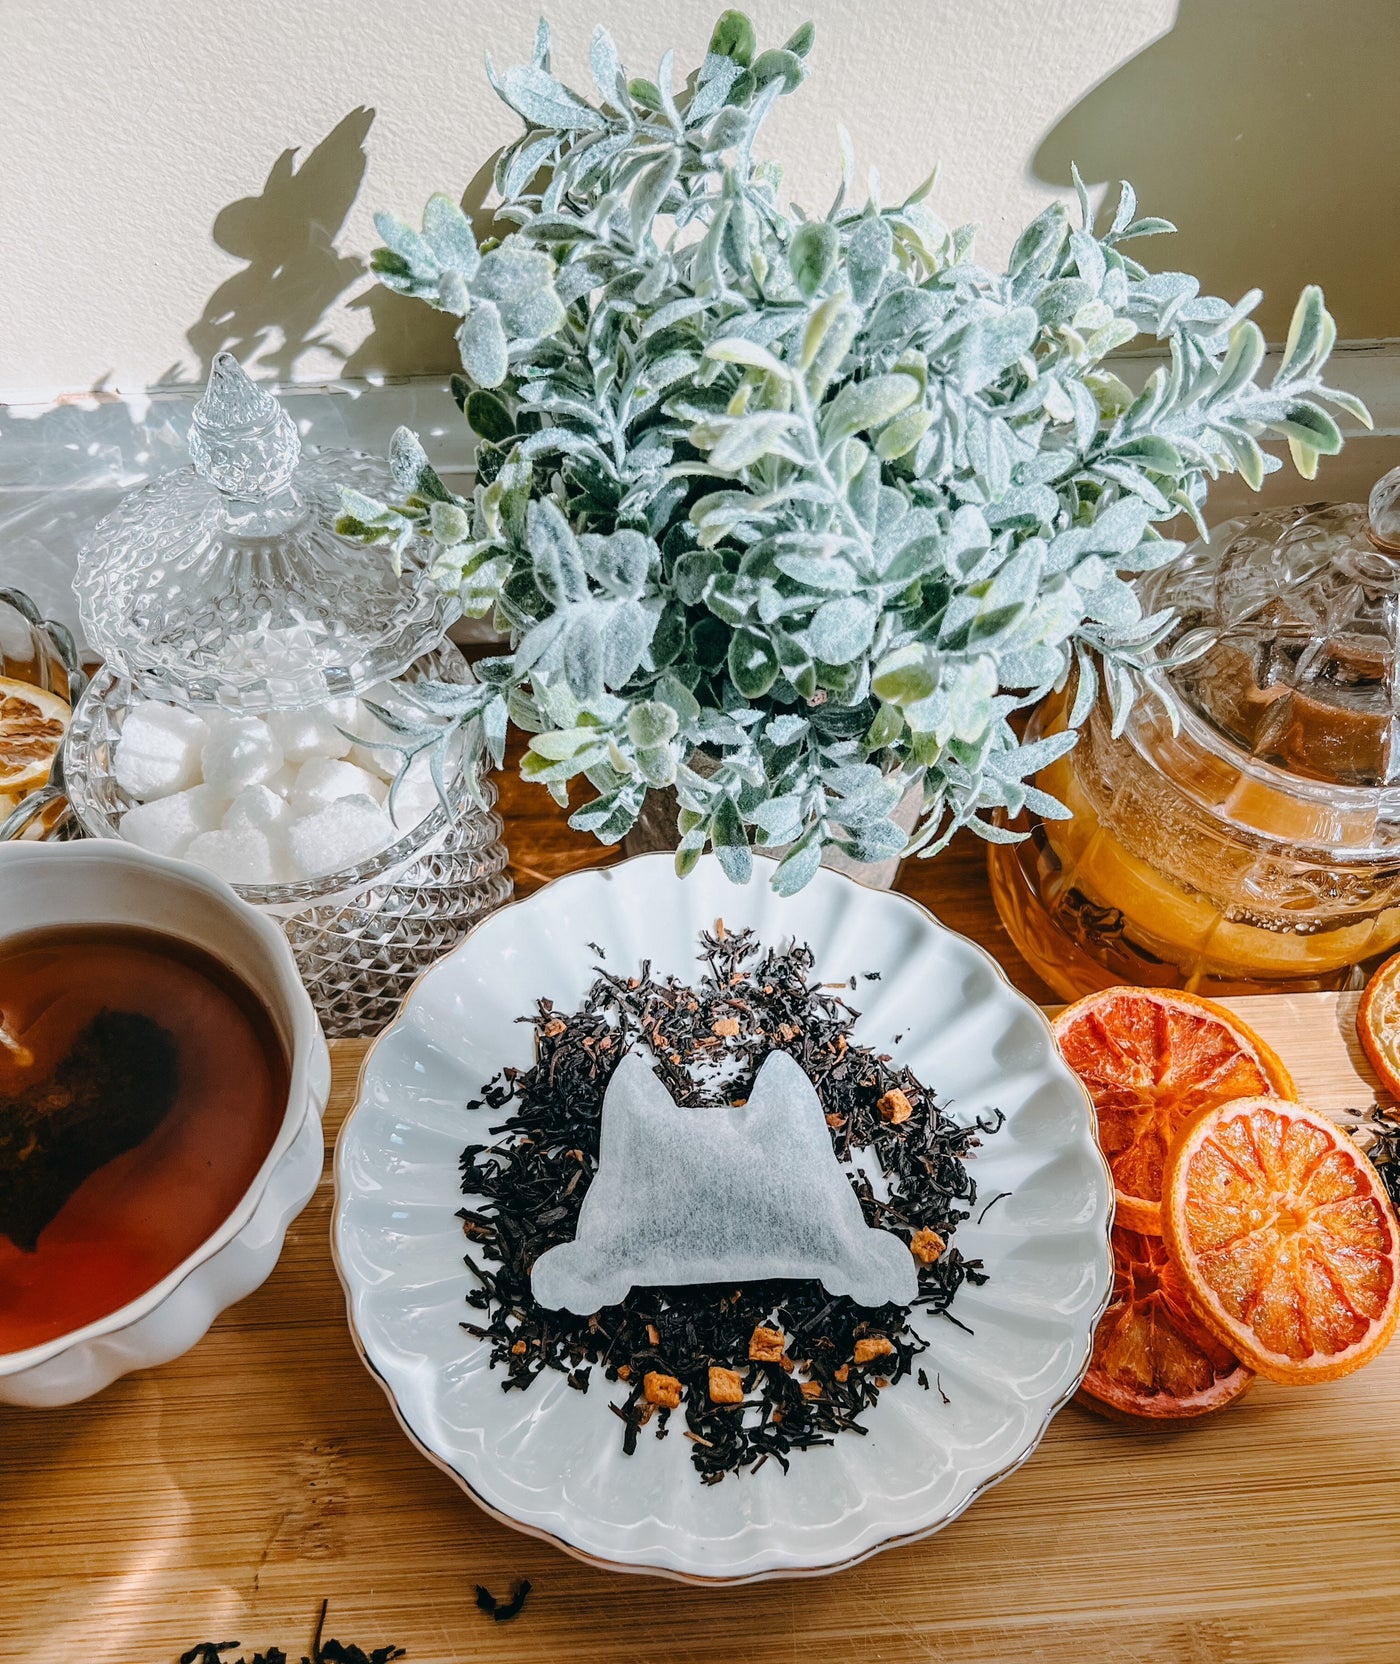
[5,772,1400,1664]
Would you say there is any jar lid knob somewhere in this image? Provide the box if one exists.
[187,352,300,501]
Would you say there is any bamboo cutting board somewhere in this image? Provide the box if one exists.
[3,992,1399,1664]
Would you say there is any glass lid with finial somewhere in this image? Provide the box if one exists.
[74,353,456,712]
[1142,464,1400,797]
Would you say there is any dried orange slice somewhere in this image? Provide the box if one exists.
[1164,1096,1400,1384]
[1358,951,1400,1100]
[1077,1225,1254,1425]
[1052,986,1294,1233]
[0,675,68,804]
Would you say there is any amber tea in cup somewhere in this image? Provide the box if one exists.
[0,924,287,1353]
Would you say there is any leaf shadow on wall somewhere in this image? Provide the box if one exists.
[178,107,501,385]
[183,106,376,384]
[1033,0,1400,344]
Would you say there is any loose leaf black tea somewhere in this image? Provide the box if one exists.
[179,1599,406,1664]
[474,1579,532,1622]
[0,1009,178,1251]
[1352,1107,1400,1217]
[459,925,1004,1481]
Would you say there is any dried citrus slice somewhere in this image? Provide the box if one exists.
[1358,951,1400,1100]
[1077,1225,1254,1425]
[1052,986,1294,1233]
[0,676,68,801]
[1164,1096,1400,1384]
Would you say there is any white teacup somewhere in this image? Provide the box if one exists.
[0,838,329,1406]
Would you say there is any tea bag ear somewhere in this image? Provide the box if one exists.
[530,1048,678,1312]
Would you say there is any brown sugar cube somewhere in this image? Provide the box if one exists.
[799,1380,823,1400]
[542,1017,567,1038]
[748,1325,786,1363]
[854,1336,896,1366]
[644,1371,682,1409]
[910,1227,945,1265]
[709,1366,745,1405]
[616,1364,631,1381]
[711,1016,741,1038]
[877,1088,913,1125]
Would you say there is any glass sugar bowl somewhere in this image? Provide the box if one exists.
[62,354,512,1035]
[991,467,1400,1000]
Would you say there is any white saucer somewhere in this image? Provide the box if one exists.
[333,853,1111,1582]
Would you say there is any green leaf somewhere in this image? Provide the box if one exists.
[866,701,904,749]
[705,412,799,471]
[1274,400,1344,456]
[429,500,471,544]
[1278,284,1335,381]
[589,25,631,113]
[788,220,838,299]
[675,842,704,878]
[750,48,805,91]
[708,10,756,65]
[499,63,607,131]
[784,21,816,56]
[771,830,821,894]
[872,645,937,706]
[705,336,791,378]
[822,372,919,443]
[874,405,933,461]
[955,307,1039,392]
[630,151,679,246]
[465,389,515,443]
[627,700,679,748]
[847,215,893,308]
[456,302,508,388]
[728,625,780,697]
[422,192,480,277]
[808,596,876,664]
[710,795,753,882]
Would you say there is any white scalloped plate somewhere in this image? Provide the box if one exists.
[333,853,1111,1583]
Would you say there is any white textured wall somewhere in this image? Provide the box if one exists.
[4,0,1398,401]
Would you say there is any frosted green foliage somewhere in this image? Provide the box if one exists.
[339,10,1367,892]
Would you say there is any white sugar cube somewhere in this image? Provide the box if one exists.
[119,783,226,857]
[200,718,284,796]
[287,756,384,815]
[287,795,394,877]
[223,783,294,835]
[114,701,209,800]
[265,700,355,764]
[185,827,284,886]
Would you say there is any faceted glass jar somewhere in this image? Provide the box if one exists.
[57,355,512,1035]
[64,647,513,1036]
[991,480,1400,999]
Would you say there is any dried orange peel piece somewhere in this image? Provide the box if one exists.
[1358,951,1400,1101]
[1052,986,1294,1234]
[1164,1096,1400,1384]
[1077,1226,1254,1425]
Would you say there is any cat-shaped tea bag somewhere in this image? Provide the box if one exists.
[531,1048,917,1313]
